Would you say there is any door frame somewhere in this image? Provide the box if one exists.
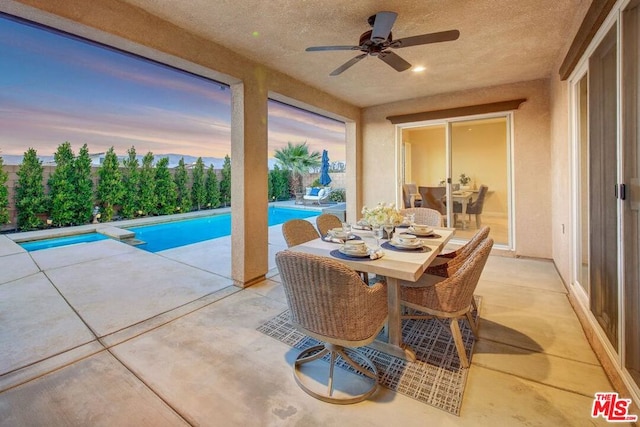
[568,0,640,400]
[394,111,515,251]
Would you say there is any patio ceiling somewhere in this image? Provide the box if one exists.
[121,0,583,107]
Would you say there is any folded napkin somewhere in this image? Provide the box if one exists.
[369,249,384,260]
[352,224,371,231]
[324,236,346,244]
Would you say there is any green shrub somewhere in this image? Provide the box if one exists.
[48,142,76,226]
[139,152,156,216]
[0,156,9,226]
[15,148,48,231]
[329,188,345,202]
[155,157,177,215]
[191,157,206,210]
[269,165,290,201]
[121,146,140,219]
[97,147,124,221]
[205,165,220,208]
[219,155,231,207]
[174,157,191,213]
[74,144,94,224]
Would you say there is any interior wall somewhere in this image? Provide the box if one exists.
[404,126,446,186]
[363,79,552,258]
[451,121,508,215]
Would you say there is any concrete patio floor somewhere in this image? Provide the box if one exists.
[0,218,628,426]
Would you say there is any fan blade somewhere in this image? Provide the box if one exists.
[371,11,397,43]
[306,45,360,52]
[378,51,411,72]
[391,29,460,48]
[330,53,367,76]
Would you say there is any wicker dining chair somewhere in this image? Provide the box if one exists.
[282,219,320,247]
[399,207,442,227]
[315,213,342,236]
[401,237,493,368]
[404,226,490,312]
[429,226,491,274]
[275,251,388,404]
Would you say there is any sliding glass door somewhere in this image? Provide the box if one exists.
[622,1,640,389]
[450,118,510,244]
[400,115,511,247]
[588,25,619,348]
[571,1,640,393]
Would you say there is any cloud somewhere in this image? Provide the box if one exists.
[0,17,345,162]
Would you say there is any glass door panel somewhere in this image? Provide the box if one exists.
[401,124,447,223]
[623,1,640,388]
[576,74,590,294]
[450,117,510,246]
[588,25,618,348]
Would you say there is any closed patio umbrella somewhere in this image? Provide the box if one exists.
[319,150,331,186]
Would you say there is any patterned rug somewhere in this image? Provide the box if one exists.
[257,297,480,416]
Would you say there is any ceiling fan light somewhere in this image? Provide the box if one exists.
[412,66,426,73]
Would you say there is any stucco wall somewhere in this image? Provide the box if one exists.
[549,75,572,284]
[361,79,552,258]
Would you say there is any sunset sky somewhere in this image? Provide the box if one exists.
[0,14,346,163]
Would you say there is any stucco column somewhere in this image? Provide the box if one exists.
[230,80,268,287]
[345,121,362,223]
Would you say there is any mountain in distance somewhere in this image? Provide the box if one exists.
[1,152,281,170]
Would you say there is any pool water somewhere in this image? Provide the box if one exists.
[19,233,108,252]
[127,206,317,252]
[19,207,318,253]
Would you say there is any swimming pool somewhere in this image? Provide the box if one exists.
[19,233,109,252]
[19,207,318,252]
[127,206,317,252]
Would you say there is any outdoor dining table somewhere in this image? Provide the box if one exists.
[287,226,456,362]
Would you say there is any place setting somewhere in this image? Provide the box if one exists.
[382,232,431,253]
[330,240,384,261]
[322,226,361,244]
[405,224,442,239]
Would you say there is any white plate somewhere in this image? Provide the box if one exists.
[389,239,423,249]
[408,227,434,236]
[339,248,370,257]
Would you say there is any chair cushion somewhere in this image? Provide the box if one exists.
[317,188,326,197]
[305,187,312,196]
[309,187,320,196]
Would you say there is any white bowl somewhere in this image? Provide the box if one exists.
[343,240,367,253]
[329,228,348,239]
[412,224,432,233]
[397,233,417,244]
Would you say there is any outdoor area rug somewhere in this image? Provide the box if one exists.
[257,297,481,416]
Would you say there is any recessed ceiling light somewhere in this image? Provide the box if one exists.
[412,66,426,73]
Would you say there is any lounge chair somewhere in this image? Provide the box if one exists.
[303,187,331,205]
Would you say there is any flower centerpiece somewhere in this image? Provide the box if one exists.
[361,202,403,227]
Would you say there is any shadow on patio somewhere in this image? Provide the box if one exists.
[0,223,623,426]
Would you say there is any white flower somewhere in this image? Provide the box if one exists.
[361,202,403,227]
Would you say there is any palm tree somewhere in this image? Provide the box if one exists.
[273,141,321,195]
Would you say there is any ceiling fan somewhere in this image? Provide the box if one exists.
[305,11,460,76]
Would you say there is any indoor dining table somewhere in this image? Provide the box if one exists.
[287,226,455,362]
[451,190,474,229]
